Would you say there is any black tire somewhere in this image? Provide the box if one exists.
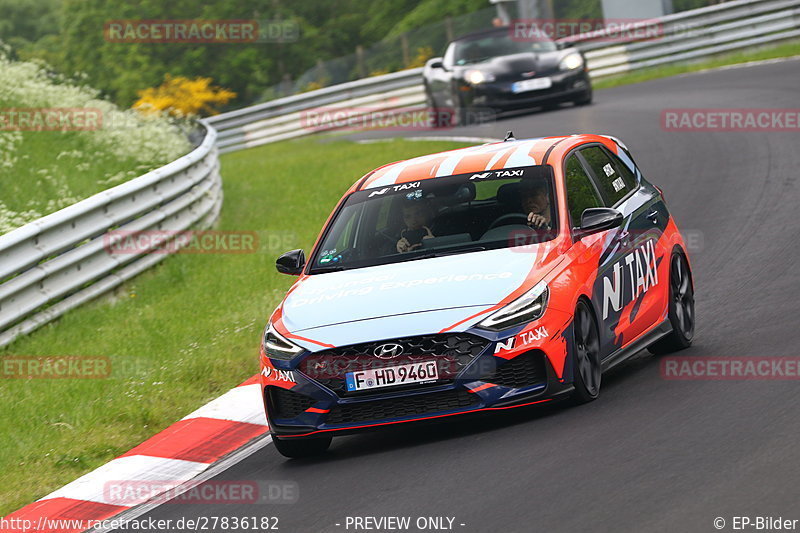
[272,433,332,458]
[454,100,468,127]
[574,89,593,106]
[649,251,695,355]
[570,299,602,404]
[424,85,453,129]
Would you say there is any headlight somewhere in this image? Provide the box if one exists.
[464,69,495,84]
[262,323,304,360]
[559,52,584,71]
[478,282,549,331]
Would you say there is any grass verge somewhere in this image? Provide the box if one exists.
[0,137,469,516]
[0,53,189,234]
[593,39,800,90]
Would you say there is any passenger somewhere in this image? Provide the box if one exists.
[520,181,552,230]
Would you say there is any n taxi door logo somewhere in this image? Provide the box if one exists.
[602,239,659,319]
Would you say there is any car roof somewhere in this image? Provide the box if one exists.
[357,134,618,191]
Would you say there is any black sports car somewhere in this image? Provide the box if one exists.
[423,27,592,125]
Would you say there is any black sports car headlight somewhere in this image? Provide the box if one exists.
[478,282,549,331]
[559,52,584,71]
[262,323,304,360]
[465,69,496,84]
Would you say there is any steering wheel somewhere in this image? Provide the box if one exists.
[487,213,530,231]
[376,229,398,244]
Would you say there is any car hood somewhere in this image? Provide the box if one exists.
[281,245,563,348]
[458,51,563,76]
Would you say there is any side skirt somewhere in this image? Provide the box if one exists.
[600,319,672,372]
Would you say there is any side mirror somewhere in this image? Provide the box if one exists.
[276,249,306,275]
[574,208,623,240]
[427,57,445,70]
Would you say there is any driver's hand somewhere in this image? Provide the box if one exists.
[527,213,549,229]
[398,227,434,252]
[397,238,422,253]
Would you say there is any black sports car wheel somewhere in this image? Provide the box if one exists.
[425,86,453,129]
[574,88,593,106]
[649,251,695,354]
[570,299,601,404]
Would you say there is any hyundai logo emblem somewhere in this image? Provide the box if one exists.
[373,343,404,359]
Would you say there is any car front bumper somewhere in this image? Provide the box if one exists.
[261,317,577,439]
[462,69,591,111]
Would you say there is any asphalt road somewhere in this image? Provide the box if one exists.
[126,59,800,533]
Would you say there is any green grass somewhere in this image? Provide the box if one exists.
[0,137,469,516]
[0,123,155,211]
[593,39,800,90]
[0,52,189,234]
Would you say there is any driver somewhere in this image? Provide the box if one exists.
[396,200,435,253]
[520,181,552,230]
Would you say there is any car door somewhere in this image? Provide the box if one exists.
[563,150,631,359]
[576,144,667,349]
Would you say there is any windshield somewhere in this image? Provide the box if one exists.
[452,32,558,66]
[309,166,558,274]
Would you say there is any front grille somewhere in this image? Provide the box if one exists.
[483,351,547,389]
[326,389,479,425]
[299,334,489,394]
[267,386,316,419]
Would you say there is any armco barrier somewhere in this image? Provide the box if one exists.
[0,124,222,348]
[206,0,800,154]
[205,68,425,153]
[577,0,800,76]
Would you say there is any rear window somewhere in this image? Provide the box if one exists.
[580,146,637,205]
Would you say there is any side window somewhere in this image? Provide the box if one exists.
[580,146,636,205]
[334,211,358,251]
[565,155,602,227]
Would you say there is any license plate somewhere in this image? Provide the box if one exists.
[511,77,552,93]
[345,361,439,392]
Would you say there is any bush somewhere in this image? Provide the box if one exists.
[133,75,237,118]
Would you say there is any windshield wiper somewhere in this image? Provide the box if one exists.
[410,246,486,261]
[309,265,347,274]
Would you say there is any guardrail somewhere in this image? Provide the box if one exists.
[0,124,222,348]
[205,68,425,153]
[206,0,800,154]
[578,0,800,77]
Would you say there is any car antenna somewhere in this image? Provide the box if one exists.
[504,131,516,142]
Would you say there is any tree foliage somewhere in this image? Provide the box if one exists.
[0,0,715,109]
